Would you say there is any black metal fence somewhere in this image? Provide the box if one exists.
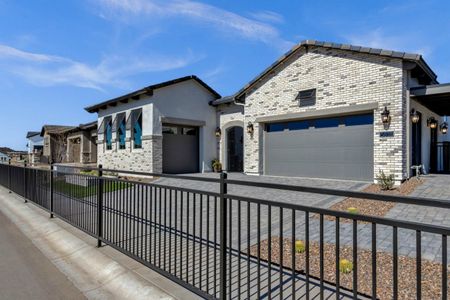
[0,162,448,300]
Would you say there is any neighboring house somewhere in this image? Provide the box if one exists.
[0,151,9,163]
[65,121,98,164]
[26,131,44,164]
[85,76,220,174]
[8,151,27,164]
[212,40,449,183]
[85,40,450,183]
[40,125,76,164]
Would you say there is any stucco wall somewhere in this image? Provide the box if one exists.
[96,79,217,173]
[243,46,407,182]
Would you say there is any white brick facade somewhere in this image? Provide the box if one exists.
[240,46,408,182]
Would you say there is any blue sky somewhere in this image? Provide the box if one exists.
[1,0,449,150]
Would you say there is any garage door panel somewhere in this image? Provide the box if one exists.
[264,115,373,181]
[163,126,199,174]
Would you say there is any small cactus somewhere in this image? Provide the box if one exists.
[347,207,358,214]
[339,259,353,274]
[295,240,306,253]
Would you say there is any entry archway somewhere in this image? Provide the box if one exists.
[226,126,243,172]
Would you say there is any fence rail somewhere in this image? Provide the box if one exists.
[0,162,448,300]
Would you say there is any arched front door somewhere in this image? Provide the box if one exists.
[226,126,243,172]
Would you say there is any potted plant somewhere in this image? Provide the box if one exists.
[211,159,222,173]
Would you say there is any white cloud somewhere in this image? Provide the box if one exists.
[94,0,293,51]
[249,10,284,24]
[0,44,197,90]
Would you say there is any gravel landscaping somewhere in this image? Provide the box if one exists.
[326,178,424,222]
[249,237,448,300]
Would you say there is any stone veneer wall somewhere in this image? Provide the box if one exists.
[244,46,407,182]
[97,135,162,174]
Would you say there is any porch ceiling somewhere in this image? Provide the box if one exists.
[410,83,450,116]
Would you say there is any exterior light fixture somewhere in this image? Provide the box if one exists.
[427,117,438,129]
[381,106,390,125]
[410,109,420,124]
[215,127,221,138]
[441,122,448,134]
[247,122,254,135]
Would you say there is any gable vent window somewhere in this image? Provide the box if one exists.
[296,88,316,107]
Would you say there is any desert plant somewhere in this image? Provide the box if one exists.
[376,170,395,190]
[211,159,222,172]
[295,240,306,253]
[347,207,358,214]
[339,259,353,274]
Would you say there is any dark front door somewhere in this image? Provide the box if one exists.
[430,127,438,173]
[411,112,422,175]
[162,124,199,174]
[227,126,243,172]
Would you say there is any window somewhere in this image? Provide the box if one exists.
[344,114,374,126]
[314,117,340,128]
[266,123,286,132]
[296,88,316,107]
[287,121,310,131]
[162,126,178,135]
[104,117,113,150]
[116,113,126,149]
[182,127,197,135]
[133,111,142,149]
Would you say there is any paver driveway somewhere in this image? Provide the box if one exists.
[154,173,450,262]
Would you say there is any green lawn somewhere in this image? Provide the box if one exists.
[54,179,131,198]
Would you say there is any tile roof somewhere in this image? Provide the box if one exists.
[233,39,438,99]
[85,75,221,113]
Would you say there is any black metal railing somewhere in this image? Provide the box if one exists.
[0,162,448,300]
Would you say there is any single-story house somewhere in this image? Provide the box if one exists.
[212,40,449,183]
[0,151,9,163]
[65,121,98,165]
[26,131,44,164]
[40,125,76,164]
[8,151,27,164]
[86,40,450,183]
[85,76,220,174]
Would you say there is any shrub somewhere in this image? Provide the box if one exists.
[295,240,306,253]
[376,170,395,190]
[347,207,358,214]
[339,259,353,274]
[211,159,222,172]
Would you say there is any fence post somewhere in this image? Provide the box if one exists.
[23,161,27,202]
[97,164,103,248]
[50,163,54,218]
[8,159,11,193]
[219,172,227,300]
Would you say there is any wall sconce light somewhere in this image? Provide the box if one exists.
[427,117,438,129]
[247,122,254,135]
[410,109,420,124]
[441,122,448,134]
[381,106,390,125]
[215,127,221,138]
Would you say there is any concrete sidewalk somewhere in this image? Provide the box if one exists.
[0,209,85,300]
[0,186,200,300]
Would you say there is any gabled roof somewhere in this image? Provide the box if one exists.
[66,121,98,134]
[85,75,221,113]
[26,131,40,138]
[235,40,438,98]
[40,125,76,137]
